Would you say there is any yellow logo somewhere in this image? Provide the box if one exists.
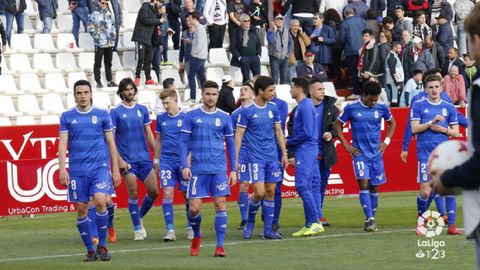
[442,108,447,117]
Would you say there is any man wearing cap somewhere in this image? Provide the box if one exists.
[217,75,236,114]
[296,51,328,81]
[392,4,413,42]
[267,14,292,85]
[435,13,454,57]
[404,36,435,78]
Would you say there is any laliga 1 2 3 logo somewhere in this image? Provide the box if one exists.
[416,210,445,238]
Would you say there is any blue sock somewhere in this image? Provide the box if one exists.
[140,195,155,218]
[370,192,378,217]
[128,198,141,231]
[96,210,109,247]
[215,210,227,247]
[247,199,261,226]
[238,191,248,222]
[273,184,282,225]
[77,216,94,252]
[188,212,202,238]
[417,193,429,216]
[297,186,318,227]
[185,203,191,228]
[263,200,274,235]
[434,195,446,216]
[426,192,436,210]
[88,205,98,238]
[162,199,174,231]
[359,190,373,220]
[446,196,457,226]
[107,203,115,229]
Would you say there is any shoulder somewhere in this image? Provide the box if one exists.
[92,106,110,115]
[216,108,230,117]
[61,107,76,117]
[344,99,360,109]
[440,100,455,108]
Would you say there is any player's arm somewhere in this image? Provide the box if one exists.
[333,118,361,156]
[58,132,69,187]
[180,132,192,180]
[144,124,156,154]
[225,135,237,186]
[234,126,246,172]
[104,131,121,188]
[274,122,288,168]
[153,132,162,176]
[378,116,396,154]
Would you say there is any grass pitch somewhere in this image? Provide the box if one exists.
[0,191,475,270]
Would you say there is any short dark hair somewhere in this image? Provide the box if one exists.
[362,81,382,96]
[254,76,275,95]
[412,69,423,76]
[73,79,92,94]
[292,77,309,95]
[422,68,442,84]
[391,41,401,49]
[382,16,394,25]
[162,78,175,89]
[202,80,219,91]
[415,10,426,18]
[242,81,254,90]
[367,8,377,20]
[188,11,201,21]
[424,74,442,85]
[308,77,324,88]
[117,78,137,100]
[362,28,373,36]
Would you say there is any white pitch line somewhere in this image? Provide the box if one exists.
[0,229,414,263]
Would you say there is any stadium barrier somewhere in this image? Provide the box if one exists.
[0,107,467,216]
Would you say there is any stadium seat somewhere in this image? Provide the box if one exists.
[113,94,122,106]
[55,52,78,72]
[136,90,157,110]
[0,96,22,116]
[56,15,73,32]
[260,46,269,65]
[161,69,184,88]
[121,51,136,68]
[0,74,23,95]
[119,31,135,51]
[67,72,88,88]
[323,81,345,102]
[9,53,36,73]
[17,95,47,115]
[41,93,65,114]
[78,32,95,51]
[112,52,123,71]
[232,86,240,102]
[207,48,230,67]
[275,84,295,104]
[10,34,39,53]
[19,74,49,94]
[40,115,60,124]
[166,49,179,66]
[57,0,70,15]
[56,33,84,52]
[229,66,243,85]
[24,0,36,16]
[33,33,57,53]
[115,70,134,84]
[206,67,224,86]
[78,52,95,72]
[15,116,37,125]
[66,93,75,108]
[122,0,141,12]
[45,73,69,93]
[260,65,269,76]
[33,53,60,73]
[0,57,14,75]
[92,92,112,109]
[35,17,58,34]
[122,13,137,31]
[0,117,12,126]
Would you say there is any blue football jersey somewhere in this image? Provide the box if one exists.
[287,97,319,152]
[181,107,234,174]
[59,107,113,175]
[237,101,281,162]
[232,106,248,162]
[155,111,186,162]
[110,103,151,163]
[411,99,458,161]
[338,100,392,162]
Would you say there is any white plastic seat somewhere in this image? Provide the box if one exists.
[113,94,122,106]
[0,57,13,75]
[122,51,137,68]
[0,74,23,95]
[41,93,65,114]
[78,32,95,50]
[167,49,179,65]
[56,52,78,72]
[114,70,134,84]
[19,74,49,94]
[232,86,240,102]
[161,69,184,88]
[9,53,36,72]
[229,66,243,85]
[21,17,36,34]
[24,0,36,15]
[56,33,84,52]
[40,115,60,124]
[205,67,224,86]
[0,96,22,116]
[56,15,73,32]
[136,90,157,110]
[207,48,230,67]
[0,117,12,126]
[323,81,345,101]
[112,52,123,70]
[122,13,137,31]
[33,33,56,52]
[260,65,270,76]
[67,72,88,88]
[66,93,75,108]
[33,53,60,73]
[260,46,269,65]
[92,92,112,109]
[120,31,135,51]
[78,52,95,72]
[45,73,69,93]
[17,95,47,115]
[274,84,295,104]
[57,0,70,15]
[122,0,141,12]
[10,34,38,53]
[16,116,37,125]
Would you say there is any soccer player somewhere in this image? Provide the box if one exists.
[410,74,461,235]
[110,78,159,241]
[58,80,122,261]
[287,77,324,236]
[231,82,255,230]
[179,80,237,257]
[154,89,193,241]
[234,76,289,240]
[333,81,396,232]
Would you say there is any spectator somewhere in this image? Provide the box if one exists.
[405,36,435,77]
[401,30,414,80]
[35,0,57,34]
[246,0,267,46]
[323,8,343,82]
[230,13,261,83]
[392,5,413,42]
[203,0,227,49]
[368,0,386,18]
[406,0,429,19]
[108,0,122,50]
[227,0,245,41]
[67,0,89,46]
[88,0,117,88]
[381,16,394,37]
[442,47,465,76]
[443,64,467,107]
[424,34,445,69]
[338,7,367,98]
[179,14,194,74]
[385,41,404,105]
[366,8,380,42]
[435,13,454,56]
[454,0,474,56]
[343,0,368,19]
[267,14,291,84]
[288,19,310,81]
[180,0,206,29]
[166,0,181,50]
[295,50,328,81]
[217,75,236,114]
[309,13,336,69]
[412,10,432,41]
[431,0,453,24]
[386,0,405,21]
[187,12,208,103]
[378,30,392,88]
[358,28,380,83]
[153,78,183,115]
[1,0,25,44]
[132,0,162,86]
[464,53,478,92]
[151,5,166,82]
[400,69,423,107]
[283,0,319,35]
[319,0,347,17]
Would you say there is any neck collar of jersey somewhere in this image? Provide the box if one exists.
[253,100,267,109]
[359,100,369,108]
[200,106,217,114]
[427,97,442,105]
[121,102,136,109]
[75,106,93,114]
[167,110,182,117]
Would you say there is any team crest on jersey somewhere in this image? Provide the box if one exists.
[374,111,379,119]
[177,119,182,127]
[92,115,97,124]
[215,118,221,126]
[137,109,142,117]
[268,110,273,119]
[442,108,447,117]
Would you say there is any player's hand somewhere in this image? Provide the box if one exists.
[430,168,449,195]
[400,151,408,163]
[118,158,129,171]
[281,154,289,169]
[378,142,388,154]
[182,167,192,180]
[322,132,332,141]
[59,168,69,187]
[430,124,448,134]
[288,158,295,167]
[345,144,361,156]
[228,171,237,186]
[112,170,121,188]
[432,115,446,124]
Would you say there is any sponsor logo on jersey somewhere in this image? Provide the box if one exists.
[161,121,166,126]
[357,112,362,117]
[253,114,258,118]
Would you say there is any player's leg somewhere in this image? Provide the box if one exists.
[87,199,98,244]
[263,182,281,239]
[92,191,111,261]
[124,172,143,239]
[77,201,97,261]
[272,182,282,232]
[213,196,228,257]
[139,167,159,220]
[162,186,176,241]
[417,161,431,216]
[446,195,461,235]
[358,179,374,231]
[187,173,207,256]
[312,160,323,223]
[105,195,117,243]
[183,191,194,239]
[368,184,378,218]
[237,161,250,230]
[319,159,331,226]
[244,162,265,239]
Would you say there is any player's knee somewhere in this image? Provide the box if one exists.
[214,200,226,211]
[264,189,275,200]
[77,203,88,217]
[296,185,307,196]
[239,182,249,192]
[419,190,430,199]
[369,185,378,194]
[129,193,139,200]
[148,189,159,199]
